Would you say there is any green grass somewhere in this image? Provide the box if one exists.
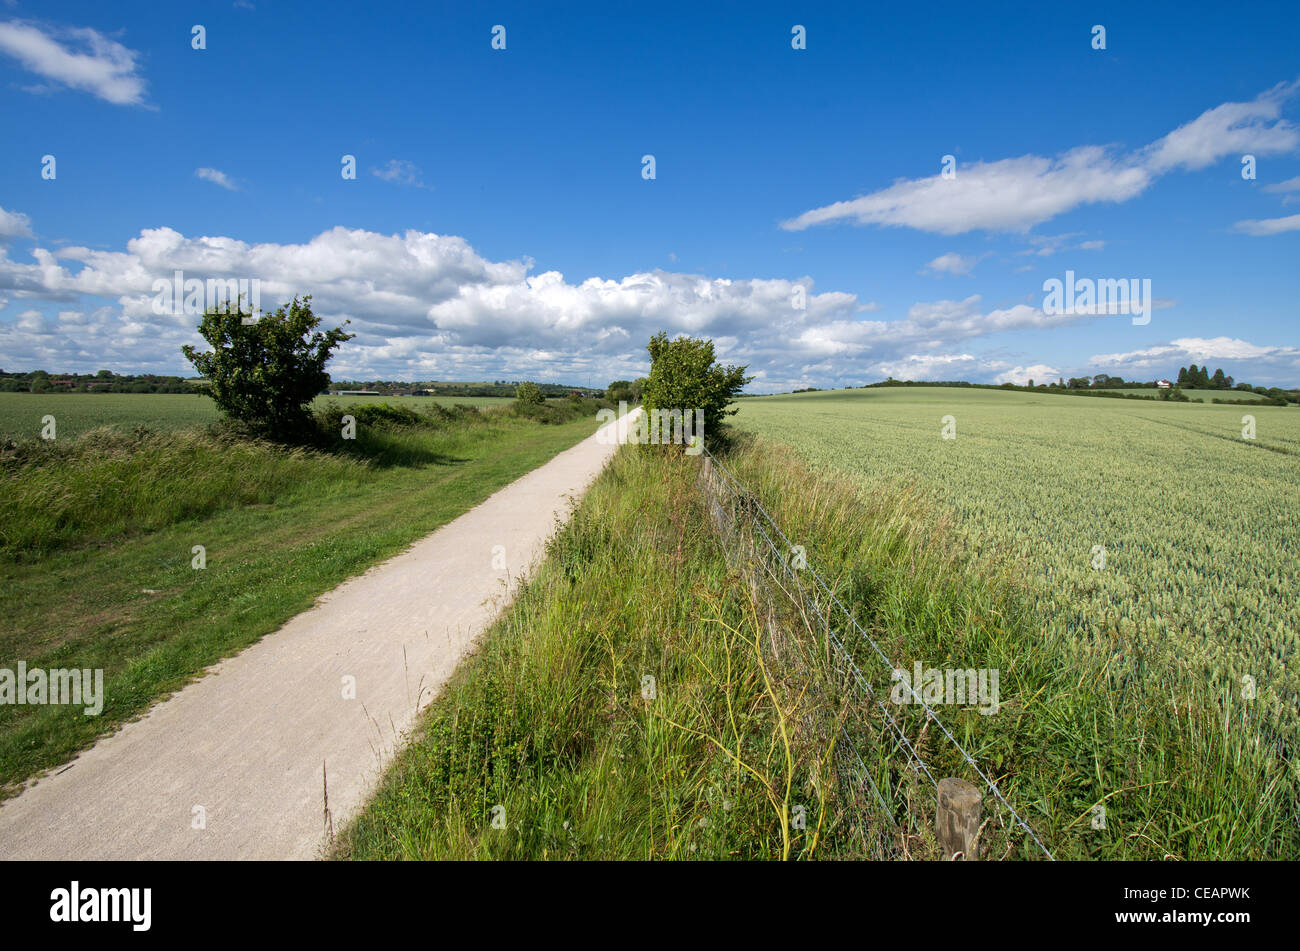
[0,400,600,795]
[0,392,512,440]
[337,445,848,860]
[336,419,1296,860]
[1092,387,1265,401]
[731,386,1299,858]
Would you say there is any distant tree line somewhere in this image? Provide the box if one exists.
[0,369,194,393]
[329,379,605,398]
[603,378,646,403]
[0,369,611,400]
[859,376,1297,406]
[1174,364,1238,389]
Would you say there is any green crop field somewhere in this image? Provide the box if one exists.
[734,387,1299,729]
[731,387,1299,856]
[1091,387,1265,402]
[0,392,514,440]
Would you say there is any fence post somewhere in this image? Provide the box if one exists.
[936,777,981,860]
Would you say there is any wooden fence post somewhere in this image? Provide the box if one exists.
[936,777,981,860]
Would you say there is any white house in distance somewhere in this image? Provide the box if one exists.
[1156,379,1173,389]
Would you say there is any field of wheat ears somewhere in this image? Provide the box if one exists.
[338,406,1294,859]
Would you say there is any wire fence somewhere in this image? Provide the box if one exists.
[698,445,1055,860]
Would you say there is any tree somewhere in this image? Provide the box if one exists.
[643,332,752,447]
[181,296,353,441]
[1177,366,1188,385]
[515,381,545,405]
[605,379,634,403]
[1211,368,1227,389]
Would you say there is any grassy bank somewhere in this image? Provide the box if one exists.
[0,391,514,441]
[337,443,849,860]
[338,433,1295,860]
[0,398,602,795]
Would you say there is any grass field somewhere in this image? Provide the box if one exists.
[1091,387,1265,402]
[724,386,1298,856]
[339,404,1298,859]
[0,399,600,795]
[733,387,1299,721]
[0,392,513,440]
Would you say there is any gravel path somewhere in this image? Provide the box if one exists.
[0,410,639,860]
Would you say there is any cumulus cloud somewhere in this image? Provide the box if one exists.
[0,205,33,240]
[195,168,239,191]
[870,353,982,380]
[1090,337,1300,373]
[993,364,1059,385]
[0,210,1091,389]
[3,207,1286,390]
[0,20,147,106]
[923,252,976,276]
[783,83,1300,235]
[1232,213,1300,236]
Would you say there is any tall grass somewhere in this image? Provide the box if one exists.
[339,434,1296,860]
[0,398,604,793]
[1,397,606,557]
[719,436,1297,859]
[337,445,842,859]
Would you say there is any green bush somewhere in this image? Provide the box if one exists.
[182,296,353,442]
[515,381,545,406]
[642,332,751,447]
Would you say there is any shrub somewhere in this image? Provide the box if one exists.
[642,332,752,447]
[515,381,545,406]
[181,296,353,442]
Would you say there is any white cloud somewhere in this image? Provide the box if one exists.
[923,252,976,276]
[0,211,1087,389]
[371,159,428,188]
[1090,337,1300,371]
[0,20,147,106]
[993,364,1059,385]
[195,168,239,191]
[0,209,1287,390]
[1232,213,1300,236]
[783,83,1299,235]
[871,353,981,380]
[1262,175,1300,194]
[0,205,33,240]
[1143,82,1299,172]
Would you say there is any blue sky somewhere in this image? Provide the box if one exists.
[1,0,1298,390]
